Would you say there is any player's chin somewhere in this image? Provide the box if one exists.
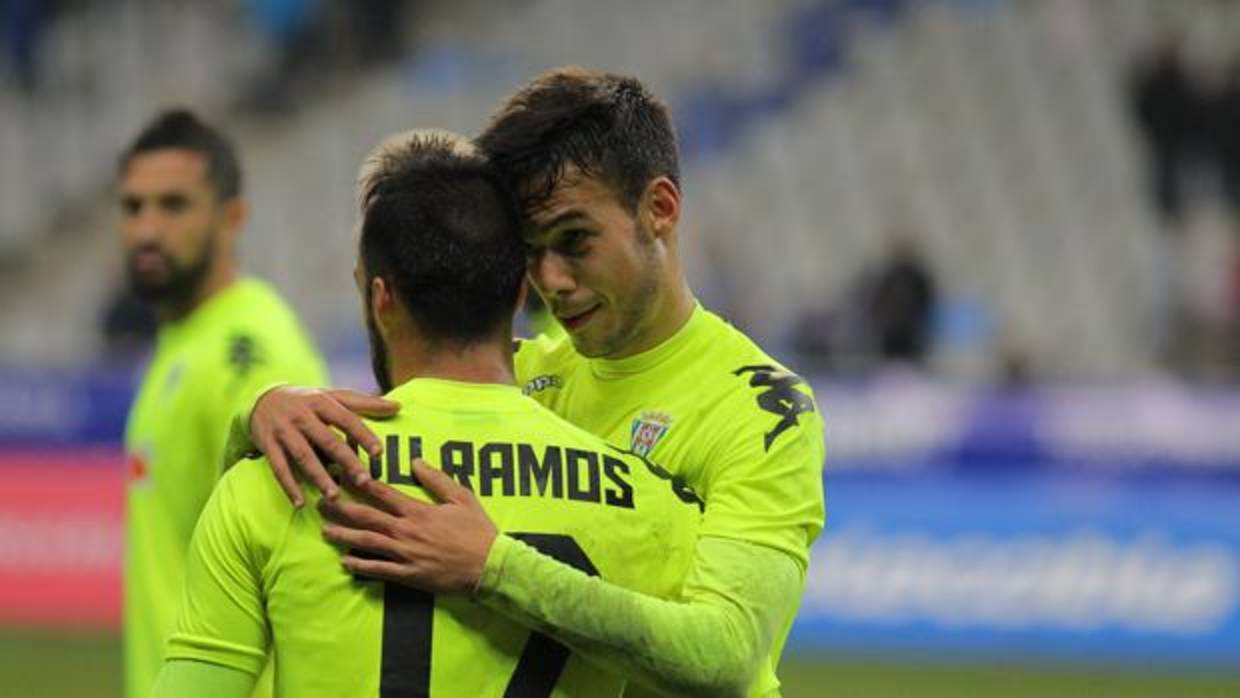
[566,326,619,359]
[128,274,175,301]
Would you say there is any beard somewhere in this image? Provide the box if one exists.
[364,291,394,394]
[126,238,213,310]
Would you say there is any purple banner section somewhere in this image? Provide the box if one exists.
[3,367,1240,475]
[817,375,1240,473]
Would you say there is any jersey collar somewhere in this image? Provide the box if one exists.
[157,278,259,346]
[384,377,531,412]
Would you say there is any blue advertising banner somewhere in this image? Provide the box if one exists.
[793,470,1240,665]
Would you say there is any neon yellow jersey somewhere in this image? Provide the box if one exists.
[166,378,702,697]
[124,278,326,698]
[514,304,825,695]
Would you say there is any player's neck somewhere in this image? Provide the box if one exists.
[605,274,696,360]
[387,338,516,388]
[157,263,238,324]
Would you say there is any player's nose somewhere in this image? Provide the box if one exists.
[127,207,165,242]
[530,251,576,296]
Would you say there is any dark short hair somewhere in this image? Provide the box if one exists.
[359,133,525,344]
[476,66,680,213]
[118,109,242,200]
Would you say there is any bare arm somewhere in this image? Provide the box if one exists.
[222,384,399,505]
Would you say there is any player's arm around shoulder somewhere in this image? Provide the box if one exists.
[473,447,782,698]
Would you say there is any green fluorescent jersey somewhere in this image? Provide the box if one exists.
[166,378,702,698]
[124,278,326,698]
[514,304,826,695]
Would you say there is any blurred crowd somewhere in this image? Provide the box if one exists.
[1128,22,1240,381]
[7,0,1240,386]
[2,0,413,110]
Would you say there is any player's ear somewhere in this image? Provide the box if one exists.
[212,196,247,262]
[639,176,680,243]
[221,196,248,237]
[370,276,395,331]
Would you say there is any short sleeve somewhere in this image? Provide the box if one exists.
[164,469,272,676]
[697,370,826,572]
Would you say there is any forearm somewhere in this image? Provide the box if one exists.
[151,659,255,698]
[475,535,798,697]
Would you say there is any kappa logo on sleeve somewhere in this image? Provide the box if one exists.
[630,411,673,457]
[522,374,563,395]
[734,364,816,451]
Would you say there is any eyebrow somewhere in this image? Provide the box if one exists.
[536,209,591,231]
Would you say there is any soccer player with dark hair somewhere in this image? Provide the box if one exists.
[118,109,326,698]
[152,131,702,697]
[229,67,825,697]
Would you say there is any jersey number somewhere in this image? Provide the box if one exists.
[379,533,599,697]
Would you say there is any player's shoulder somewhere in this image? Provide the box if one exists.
[220,279,310,343]
[698,308,818,401]
[691,310,824,452]
[514,332,578,389]
[204,279,324,378]
[218,456,299,518]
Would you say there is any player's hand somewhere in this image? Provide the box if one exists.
[320,459,498,594]
[251,385,400,507]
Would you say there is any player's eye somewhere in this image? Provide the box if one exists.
[553,229,592,257]
[158,194,189,214]
[120,196,142,216]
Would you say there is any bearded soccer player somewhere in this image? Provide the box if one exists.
[226,68,825,696]
[152,131,702,697]
[118,110,326,698]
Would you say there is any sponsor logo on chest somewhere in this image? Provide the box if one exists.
[630,410,673,457]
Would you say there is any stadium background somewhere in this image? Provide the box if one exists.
[2,0,1240,695]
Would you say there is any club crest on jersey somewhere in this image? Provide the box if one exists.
[630,411,672,457]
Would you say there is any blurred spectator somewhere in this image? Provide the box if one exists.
[1128,28,1204,230]
[868,234,937,366]
[1,0,51,93]
[789,305,835,372]
[997,345,1034,391]
[1214,54,1240,222]
[239,0,412,114]
[241,0,323,113]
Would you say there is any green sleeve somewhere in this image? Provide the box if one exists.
[697,385,826,573]
[165,469,272,676]
[151,659,255,698]
[476,534,801,698]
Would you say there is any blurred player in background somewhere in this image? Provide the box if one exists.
[117,109,326,698]
[231,67,825,697]
[152,131,701,697]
